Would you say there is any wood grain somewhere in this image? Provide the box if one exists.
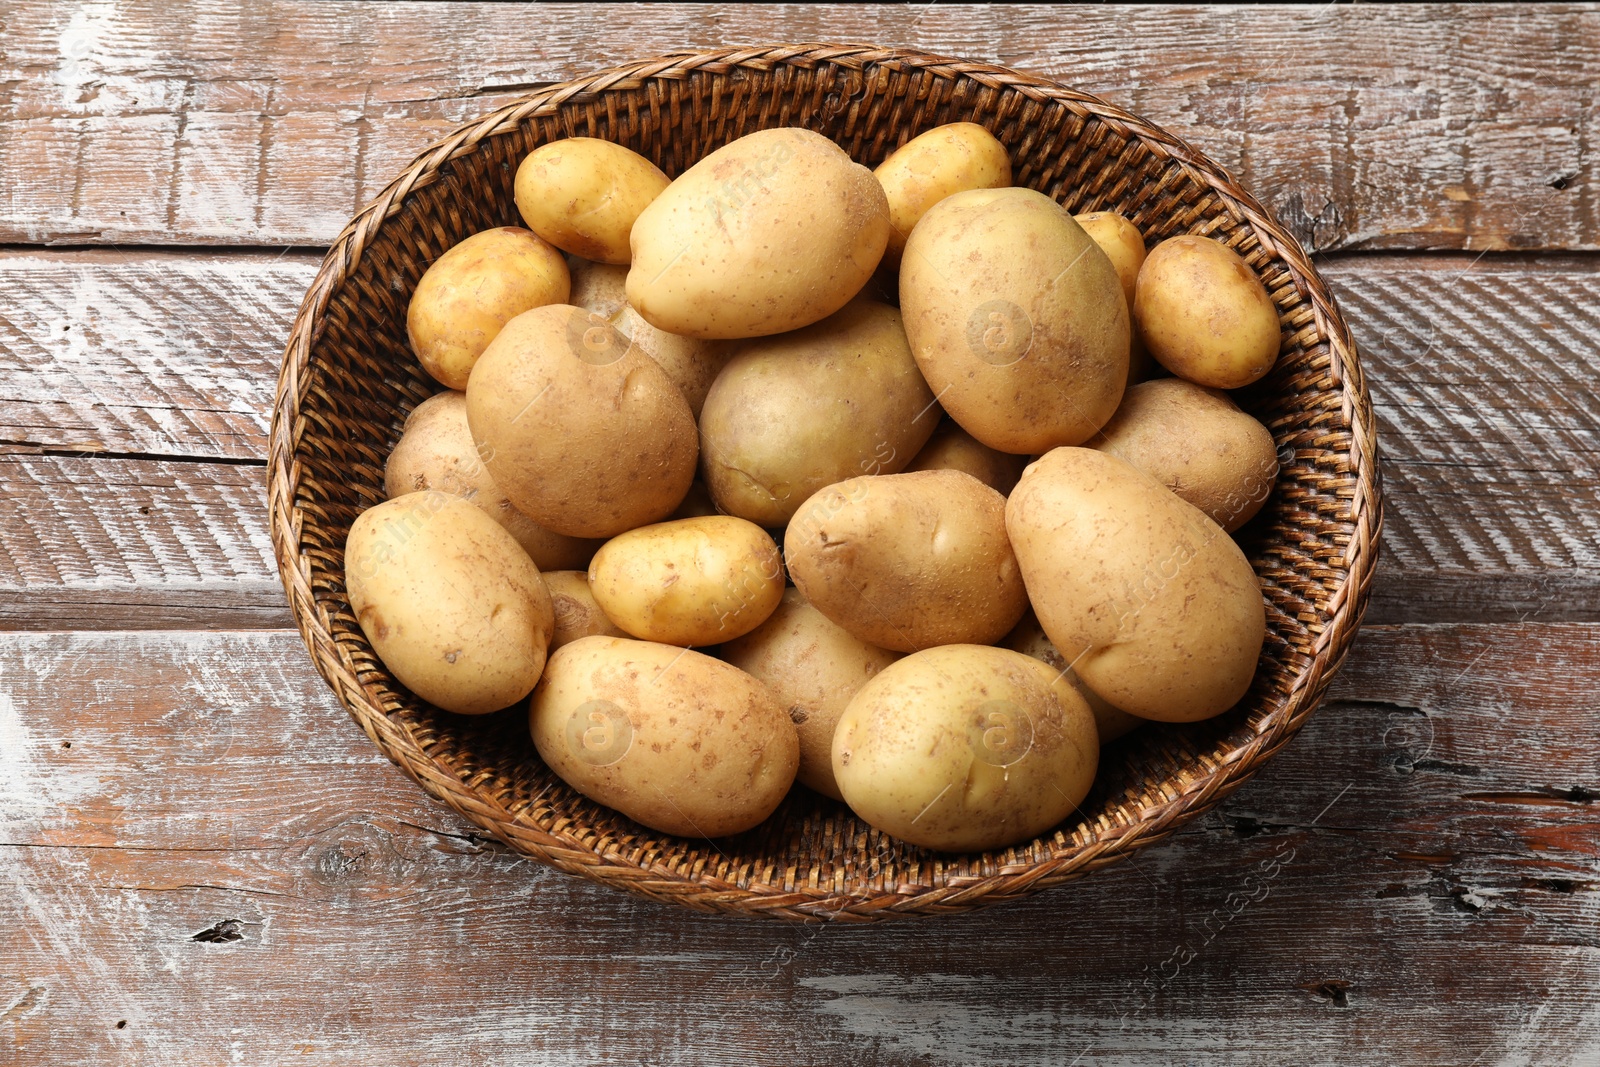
[0,625,1594,1064]
[2,249,1597,627]
[2,3,1594,250]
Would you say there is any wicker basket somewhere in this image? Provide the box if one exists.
[268,45,1380,921]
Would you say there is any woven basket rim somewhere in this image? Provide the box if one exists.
[267,43,1383,921]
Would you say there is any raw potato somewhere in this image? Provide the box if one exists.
[1006,448,1266,722]
[1135,234,1281,389]
[407,227,570,390]
[876,122,1011,265]
[383,391,602,571]
[904,419,1028,495]
[587,516,784,646]
[1075,210,1154,385]
[515,138,669,265]
[720,588,902,800]
[346,492,555,715]
[900,188,1129,453]
[1003,612,1143,744]
[627,128,891,339]
[530,636,798,837]
[466,304,698,538]
[543,570,626,650]
[832,645,1098,852]
[611,305,732,418]
[786,470,1028,653]
[567,258,630,319]
[1091,378,1279,531]
[699,299,938,526]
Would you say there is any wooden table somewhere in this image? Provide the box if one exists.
[3,4,1597,1063]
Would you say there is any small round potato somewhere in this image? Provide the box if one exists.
[1091,378,1279,531]
[628,128,891,339]
[611,305,732,418]
[346,492,555,715]
[466,304,698,538]
[875,122,1011,265]
[1006,448,1266,722]
[720,588,902,800]
[407,227,569,390]
[566,258,630,319]
[588,516,784,646]
[530,636,799,838]
[1002,612,1143,744]
[1135,234,1281,389]
[383,391,602,571]
[904,418,1028,495]
[515,138,669,265]
[832,645,1098,852]
[699,299,937,526]
[543,570,626,651]
[786,470,1028,653]
[900,188,1129,453]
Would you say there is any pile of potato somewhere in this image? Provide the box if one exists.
[346,123,1282,853]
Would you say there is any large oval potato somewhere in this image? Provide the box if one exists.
[904,418,1028,495]
[346,492,555,715]
[627,128,890,339]
[587,516,784,646]
[466,304,697,538]
[1091,378,1279,531]
[1002,612,1143,744]
[786,470,1028,652]
[543,570,626,651]
[699,299,938,526]
[1135,234,1280,389]
[383,391,602,571]
[611,305,732,418]
[900,188,1129,453]
[720,588,902,800]
[832,645,1098,852]
[515,138,669,265]
[1006,448,1266,722]
[530,636,798,837]
[875,122,1011,265]
[407,227,569,390]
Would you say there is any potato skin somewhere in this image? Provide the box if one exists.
[832,645,1098,852]
[1091,378,1279,531]
[900,188,1129,453]
[587,516,784,646]
[1005,448,1266,722]
[346,492,555,715]
[566,258,630,320]
[515,138,669,265]
[1002,612,1143,744]
[1134,235,1280,389]
[407,227,570,390]
[611,305,732,418]
[785,470,1028,653]
[699,299,938,527]
[465,304,698,539]
[904,419,1028,495]
[875,122,1011,264]
[627,128,891,339]
[383,391,602,570]
[720,588,902,800]
[542,570,626,651]
[530,636,798,837]
[1075,210,1154,385]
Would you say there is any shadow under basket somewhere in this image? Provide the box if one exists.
[268,45,1382,921]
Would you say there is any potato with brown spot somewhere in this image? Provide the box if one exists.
[530,636,799,837]
[785,470,1028,653]
[1005,448,1266,722]
[465,304,697,538]
[542,570,626,650]
[904,419,1028,495]
[346,492,555,715]
[720,588,902,800]
[875,122,1011,265]
[1002,612,1143,743]
[1090,378,1279,531]
[832,645,1098,852]
[1134,234,1281,389]
[407,227,569,390]
[515,138,669,265]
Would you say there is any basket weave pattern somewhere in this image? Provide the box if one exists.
[268,45,1381,921]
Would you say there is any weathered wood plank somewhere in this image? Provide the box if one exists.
[0,625,1595,1064]
[1,4,1594,250]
